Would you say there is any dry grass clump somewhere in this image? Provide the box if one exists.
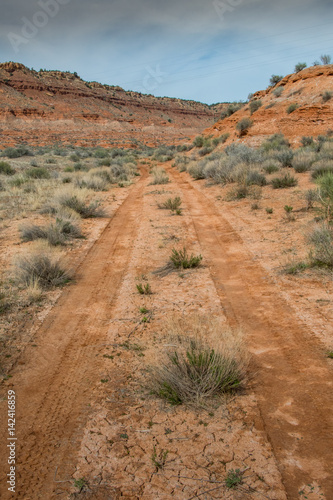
[20,217,82,246]
[0,161,16,176]
[14,245,70,289]
[75,174,109,191]
[151,315,248,406]
[306,223,333,267]
[150,167,169,185]
[49,187,105,218]
[292,151,317,172]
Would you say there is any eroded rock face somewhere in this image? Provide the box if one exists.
[0,63,226,148]
[204,65,333,147]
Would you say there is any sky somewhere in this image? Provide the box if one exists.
[0,0,332,104]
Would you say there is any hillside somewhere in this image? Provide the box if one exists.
[205,65,333,147]
[0,62,225,148]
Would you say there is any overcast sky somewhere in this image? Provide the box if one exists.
[0,0,332,104]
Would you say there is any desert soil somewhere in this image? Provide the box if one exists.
[0,162,333,500]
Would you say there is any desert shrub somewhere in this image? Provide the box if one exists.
[90,168,113,183]
[159,197,182,212]
[8,175,27,188]
[75,175,109,191]
[273,148,294,167]
[98,158,111,167]
[305,189,318,209]
[14,249,70,289]
[110,164,129,181]
[246,170,267,186]
[25,167,50,179]
[198,146,213,157]
[270,75,284,86]
[249,100,262,115]
[322,91,332,103]
[262,160,281,174]
[152,315,247,405]
[46,158,57,164]
[316,172,333,220]
[320,54,332,65]
[287,103,299,114]
[170,247,202,269]
[292,151,316,172]
[3,146,33,158]
[271,173,298,189]
[307,224,333,267]
[295,62,307,73]
[261,133,290,151]
[311,160,333,179]
[69,153,81,162]
[73,162,88,172]
[19,225,48,242]
[236,118,253,135]
[150,167,169,185]
[54,189,104,218]
[136,283,152,295]
[0,161,15,176]
[220,102,243,120]
[272,86,284,97]
[193,136,205,148]
[301,136,314,147]
[188,162,206,180]
[94,148,109,158]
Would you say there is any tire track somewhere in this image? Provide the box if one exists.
[167,164,333,498]
[0,170,148,499]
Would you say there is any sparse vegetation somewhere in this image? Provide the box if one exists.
[320,54,332,65]
[0,161,15,175]
[152,315,247,406]
[225,469,244,489]
[14,248,70,289]
[307,223,333,267]
[271,173,298,189]
[249,100,262,115]
[287,103,299,114]
[322,91,332,103]
[236,118,253,135]
[136,283,152,295]
[170,247,202,269]
[158,196,182,213]
[270,75,283,86]
[295,62,307,73]
[150,167,169,185]
[272,86,284,97]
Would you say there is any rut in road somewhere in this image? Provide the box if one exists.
[166,164,333,499]
[0,170,147,499]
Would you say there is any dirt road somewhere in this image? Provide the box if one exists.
[0,170,148,499]
[1,163,333,499]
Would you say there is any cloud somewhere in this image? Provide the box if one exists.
[0,0,332,103]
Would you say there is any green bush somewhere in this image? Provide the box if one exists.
[295,62,307,73]
[152,316,247,406]
[322,91,332,103]
[272,86,284,97]
[261,133,290,151]
[236,118,253,135]
[25,167,50,179]
[170,247,202,269]
[15,251,70,289]
[158,196,182,212]
[307,224,333,267]
[320,54,331,65]
[270,75,283,86]
[311,160,333,179]
[3,146,33,158]
[249,100,262,115]
[0,161,15,176]
[271,173,298,189]
[287,103,299,114]
[316,172,333,221]
[301,136,314,147]
[193,136,204,148]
